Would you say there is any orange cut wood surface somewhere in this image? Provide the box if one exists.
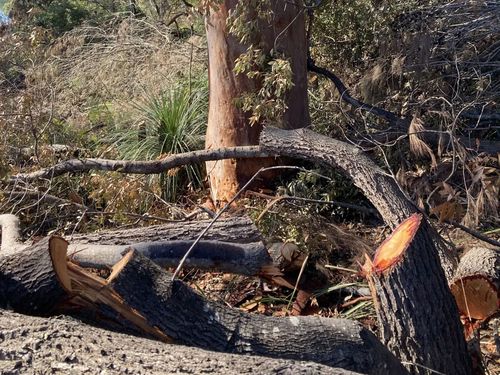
[364,213,422,275]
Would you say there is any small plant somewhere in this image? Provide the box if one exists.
[109,80,208,201]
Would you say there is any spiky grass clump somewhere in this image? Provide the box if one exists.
[111,80,208,201]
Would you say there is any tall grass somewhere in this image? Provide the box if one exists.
[110,80,208,201]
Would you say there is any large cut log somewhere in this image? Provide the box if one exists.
[0,309,361,375]
[68,240,272,276]
[1,215,274,276]
[0,236,68,314]
[58,249,407,374]
[450,246,499,321]
[362,214,472,375]
[260,128,472,374]
[68,215,263,244]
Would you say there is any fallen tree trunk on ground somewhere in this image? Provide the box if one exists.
[260,128,472,374]
[68,215,263,244]
[0,215,275,276]
[0,309,360,375]
[0,234,406,374]
[450,246,499,321]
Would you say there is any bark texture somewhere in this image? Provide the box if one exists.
[0,309,362,375]
[68,240,272,276]
[104,250,407,375]
[260,127,471,374]
[451,246,499,320]
[260,127,458,280]
[205,1,309,203]
[368,225,472,375]
[0,237,66,314]
[68,216,263,245]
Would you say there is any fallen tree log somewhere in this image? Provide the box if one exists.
[0,232,406,374]
[0,309,360,375]
[68,215,263,244]
[1,215,274,276]
[57,247,406,374]
[0,236,67,314]
[68,240,272,276]
[8,146,274,182]
[260,128,471,374]
[450,246,499,321]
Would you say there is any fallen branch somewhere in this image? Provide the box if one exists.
[446,220,500,248]
[9,146,274,182]
[307,59,407,127]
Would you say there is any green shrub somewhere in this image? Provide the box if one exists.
[109,79,208,201]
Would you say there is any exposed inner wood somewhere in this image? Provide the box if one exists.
[451,247,499,321]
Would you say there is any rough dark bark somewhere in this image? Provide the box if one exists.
[450,247,499,320]
[68,216,263,245]
[0,309,362,375]
[0,237,67,314]
[260,127,458,280]
[205,1,309,203]
[260,127,471,374]
[368,223,472,375]
[105,250,407,375]
[68,240,272,276]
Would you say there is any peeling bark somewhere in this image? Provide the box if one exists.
[205,1,309,203]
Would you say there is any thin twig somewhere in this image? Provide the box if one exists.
[446,220,500,248]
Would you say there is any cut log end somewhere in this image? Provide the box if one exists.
[362,213,422,276]
[451,246,500,322]
[451,276,499,321]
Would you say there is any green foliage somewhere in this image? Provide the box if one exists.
[313,0,430,66]
[109,80,208,201]
[228,0,294,126]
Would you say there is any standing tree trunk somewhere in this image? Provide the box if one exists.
[205,1,310,203]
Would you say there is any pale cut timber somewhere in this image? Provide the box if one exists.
[260,128,471,374]
[450,246,499,320]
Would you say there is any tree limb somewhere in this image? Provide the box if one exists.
[9,146,274,182]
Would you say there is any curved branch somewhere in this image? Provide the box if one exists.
[307,59,408,127]
[9,146,274,182]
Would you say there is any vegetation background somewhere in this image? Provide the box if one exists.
[0,0,498,370]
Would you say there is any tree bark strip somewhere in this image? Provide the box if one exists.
[105,249,407,375]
